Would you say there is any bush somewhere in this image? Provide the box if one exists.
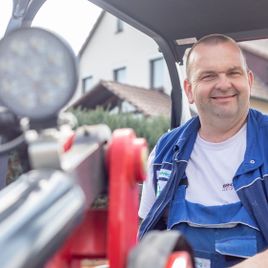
[71,107,169,151]
[6,107,169,184]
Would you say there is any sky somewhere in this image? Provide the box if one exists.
[0,0,102,54]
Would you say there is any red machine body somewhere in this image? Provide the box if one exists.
[45,128,147,268]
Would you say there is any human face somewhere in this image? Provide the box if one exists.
[184,42,253,123]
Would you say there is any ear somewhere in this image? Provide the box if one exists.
[247,70,254,91]
[184,79,194,104]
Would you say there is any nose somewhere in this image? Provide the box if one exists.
[215,74,232,91]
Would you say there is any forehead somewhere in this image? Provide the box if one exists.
[189,42,246,73]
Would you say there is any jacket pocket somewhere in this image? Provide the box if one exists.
[215,236,257,258]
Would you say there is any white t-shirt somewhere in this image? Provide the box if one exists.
[185,124,246,205]
[138,124,247,219]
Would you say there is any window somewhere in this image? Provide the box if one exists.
[116,18,124,33]
[82,76,93,93]
[150,58,164,89]
[113,67,126,83]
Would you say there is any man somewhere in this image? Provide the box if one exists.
[138,34,268,268]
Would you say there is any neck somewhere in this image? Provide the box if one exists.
[199,112,248,143]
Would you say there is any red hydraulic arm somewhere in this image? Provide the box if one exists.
[107,128,147,268]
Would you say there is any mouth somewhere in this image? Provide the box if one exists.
[211,94,237,101]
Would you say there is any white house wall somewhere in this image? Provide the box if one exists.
[78,12,172,98]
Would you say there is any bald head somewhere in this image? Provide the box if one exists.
[185,34,248,81]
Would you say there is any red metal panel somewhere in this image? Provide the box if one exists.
[45,210,107,268]
[69,210,107,257]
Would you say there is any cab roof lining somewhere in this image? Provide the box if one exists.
[89,0,268,43]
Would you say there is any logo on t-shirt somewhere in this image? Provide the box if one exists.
[222,183,234,191]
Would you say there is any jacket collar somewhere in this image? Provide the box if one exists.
[174,116,200,161]
[174,109,263,174]
[236,109,263,176]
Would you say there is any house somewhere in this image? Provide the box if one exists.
[78,11,171,94]
[72,80,171,117]
[240,41,268,114]
[76,11,268,116]
[74,11,172,117]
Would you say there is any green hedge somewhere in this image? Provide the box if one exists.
[71,107,170,151]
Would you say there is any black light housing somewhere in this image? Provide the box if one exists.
[0,27,78,122]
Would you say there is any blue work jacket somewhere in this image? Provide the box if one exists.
[139,109,268,244]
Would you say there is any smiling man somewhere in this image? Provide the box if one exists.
[184,36,253,142]
[139,34,268,268]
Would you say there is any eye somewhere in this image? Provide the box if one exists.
[228,70,242,76]
[230,71,240,75]
[200,73,217,81]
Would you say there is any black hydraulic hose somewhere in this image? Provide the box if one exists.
[0,134,25,155]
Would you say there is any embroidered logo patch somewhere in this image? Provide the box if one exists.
[158,169,172,180]
[156,180,167,197]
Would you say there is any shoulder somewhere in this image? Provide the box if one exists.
[154,116,199,163]
[249,109,268,128]
[159,116,198,143]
